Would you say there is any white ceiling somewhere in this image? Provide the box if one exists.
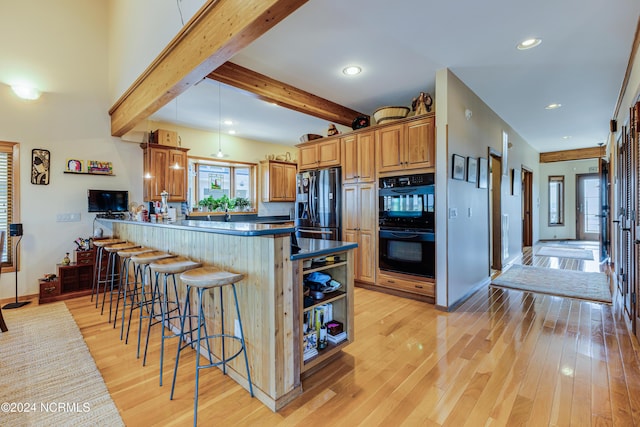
[150,0,640,153]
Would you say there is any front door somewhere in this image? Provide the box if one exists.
[576,173,600,241]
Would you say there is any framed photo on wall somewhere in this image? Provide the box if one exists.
[478,157,488,189]
[467,157,478,183]
[31,149,50,185]
[452,154,465,180]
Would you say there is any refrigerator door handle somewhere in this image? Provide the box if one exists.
[310,174,316,224]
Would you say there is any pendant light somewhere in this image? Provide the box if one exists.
[215,82,225,158]
[144,120,152,179]
[170,98,183,169]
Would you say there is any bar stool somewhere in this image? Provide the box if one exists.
[101,242,140,322]
[170,267,253,426]
[145,256,202,386]
[92,238,125,306]
[127,251,177,357]
[113,246,154,340]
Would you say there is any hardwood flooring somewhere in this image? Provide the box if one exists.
[64,242,640,426]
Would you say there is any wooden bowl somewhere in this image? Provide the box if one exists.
[299,133,323,143]
[373,106,410,124]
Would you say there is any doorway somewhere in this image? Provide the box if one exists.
[522,167,533,247]
[489,152,503,270]
[576,173,600,241]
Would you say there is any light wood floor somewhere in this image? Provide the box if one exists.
[64,243,640,426]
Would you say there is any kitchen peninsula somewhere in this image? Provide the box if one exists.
[98,218,356,411]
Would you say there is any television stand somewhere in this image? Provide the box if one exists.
[96,212,125,219]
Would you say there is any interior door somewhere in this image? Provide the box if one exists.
[616,125,632,322]
[489,153,502,270]
[522,168,533,247]
[576,173,600,241]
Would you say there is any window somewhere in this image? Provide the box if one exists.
[0,141,19,270]
[188,157,256,211]
[548,175,564,226]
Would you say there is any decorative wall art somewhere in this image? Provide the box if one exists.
[478,157,488,189]
[452,154,465,180]
[31,149,50,185]
[87,160,113,175]
[66,158,83,173]
[467,157,478,183]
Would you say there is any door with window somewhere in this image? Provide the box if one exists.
[576,173,600,241]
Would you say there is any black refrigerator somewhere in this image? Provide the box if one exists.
[295,167,341,240]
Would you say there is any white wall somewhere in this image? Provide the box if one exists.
[435,69,540,308]
[538,159,599,240]
[0,0,141,299]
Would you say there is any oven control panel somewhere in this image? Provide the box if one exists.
[380,173,434,188]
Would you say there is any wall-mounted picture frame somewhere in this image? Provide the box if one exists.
[512,168,521,196]
[467,157,478,183]
[66,158,83,173]
[31,149,50,185]
[452,154,465,180]
[478,157,488,189]
[87,160,113,175]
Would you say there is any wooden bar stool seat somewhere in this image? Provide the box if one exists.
[170,267,253,426]
[145,256,202,386]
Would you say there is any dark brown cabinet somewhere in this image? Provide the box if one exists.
[39,250,97,304]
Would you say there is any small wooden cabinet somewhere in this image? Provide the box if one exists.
[39,250,96,304]
[376,270,435,300]
[376,115,435,173]
[141,143,189,202]
[261,160,297,202]
[343,182,377,284]
[341,131,375,184]
[297,138,341,170]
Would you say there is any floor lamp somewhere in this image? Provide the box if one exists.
[3,223,30,309]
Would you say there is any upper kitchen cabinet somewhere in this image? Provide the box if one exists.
[297,138,341,170]
[341,131,375,184]
[141,143,189,202]
[261,160,297,202]
[376,115,435,174]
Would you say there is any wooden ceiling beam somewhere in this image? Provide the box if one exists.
[108,0,308,137]
[207,62,367,127]
[539,146,605,163]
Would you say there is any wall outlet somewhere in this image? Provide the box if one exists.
[449,208,458,219]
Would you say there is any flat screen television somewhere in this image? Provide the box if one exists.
[87,189,129,213]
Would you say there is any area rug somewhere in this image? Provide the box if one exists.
[537,246,594,260]
[0,302,124,426]
[491,264,611,304]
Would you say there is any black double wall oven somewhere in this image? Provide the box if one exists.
[379,173,435,278]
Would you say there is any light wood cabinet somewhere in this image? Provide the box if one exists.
[342,131,375,184]
[261,160,297,202]
[343,182,377,284]
[141,143,189,202]
[297,138,341,170]
[376,115,435,173]
[377,270,435,299]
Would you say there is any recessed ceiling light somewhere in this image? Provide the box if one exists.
[545,103,562,110]
[342,66,362,76]
[562,136,571,139]
[517,38,542,50]
[228,130,236,135]
[223,120,233,126]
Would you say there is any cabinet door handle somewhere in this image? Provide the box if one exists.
[44,286,56,293]
[387,279,396,284]
[415,284,424,289]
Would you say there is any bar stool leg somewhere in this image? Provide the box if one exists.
[232,283,254,397]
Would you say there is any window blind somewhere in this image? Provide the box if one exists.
[0,144,14,265]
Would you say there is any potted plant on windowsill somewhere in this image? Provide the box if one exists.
[234,197,251,212]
